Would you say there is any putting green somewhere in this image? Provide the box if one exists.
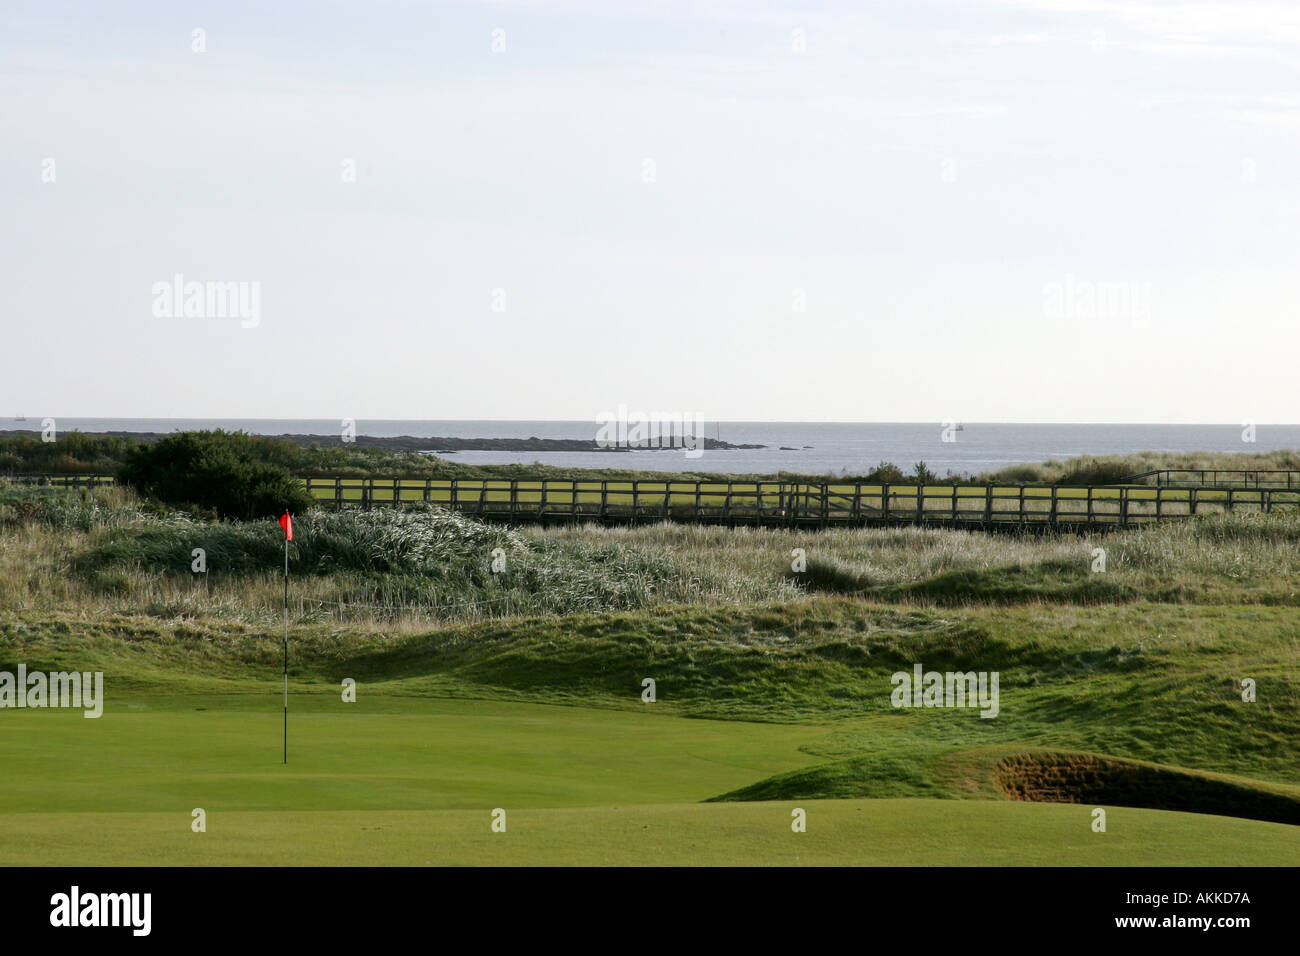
[0,696,822,813]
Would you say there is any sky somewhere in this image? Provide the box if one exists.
[2,0,1298,424]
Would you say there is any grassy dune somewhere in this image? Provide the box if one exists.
[5,483,1300,629]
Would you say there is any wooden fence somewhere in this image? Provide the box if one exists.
[1120,469,1300,489]
[10,473,1299,529]
[300,476,1300,529]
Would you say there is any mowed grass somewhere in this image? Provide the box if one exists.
[0,693,1295,866]
[5,801,1297,866]
[0,696,821,813]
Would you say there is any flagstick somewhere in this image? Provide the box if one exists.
[283,528,288,765]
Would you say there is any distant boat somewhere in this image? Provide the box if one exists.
[13,415,25,421]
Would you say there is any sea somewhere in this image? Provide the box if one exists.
[7,419,1299,477]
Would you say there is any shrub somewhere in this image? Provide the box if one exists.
[864,462,909,484]
[117,431,314,520]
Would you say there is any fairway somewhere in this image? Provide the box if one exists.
[5,801,1297,867]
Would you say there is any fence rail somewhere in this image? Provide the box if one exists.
[1119,469,1300,489]
[302,476,1298,529]
[8,473,1299,529]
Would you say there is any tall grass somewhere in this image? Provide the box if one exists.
[0,482,790,628]
[5,480,1300,630]
[979,450,1300,485]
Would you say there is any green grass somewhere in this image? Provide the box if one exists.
[0,696,819,813]
[3,483,1298,865]
[1,594,1296,863]
[5,801,1296,866]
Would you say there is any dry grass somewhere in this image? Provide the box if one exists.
[5,480,1300,631]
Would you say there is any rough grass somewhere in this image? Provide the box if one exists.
[993,751,1300,825]
[979,449,1300,485]
[7,483,1300,633]
[5,598,1297,780]
[542,515,1300,607]
[712,746,1300,828]
[1,484,790,626]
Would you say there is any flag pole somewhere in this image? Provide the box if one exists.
[282,513,289,765]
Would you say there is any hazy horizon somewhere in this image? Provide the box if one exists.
[6,416,1300,428]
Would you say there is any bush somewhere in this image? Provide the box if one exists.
[1055,458,1144,486]
[117,431,315,520]
[990,464,1046,484]
[864,462,909,484]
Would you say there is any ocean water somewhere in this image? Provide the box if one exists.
[7,418,1299,477]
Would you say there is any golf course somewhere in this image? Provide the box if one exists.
[2,435,1298,866]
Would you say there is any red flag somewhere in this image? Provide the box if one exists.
[279,511,293,541]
